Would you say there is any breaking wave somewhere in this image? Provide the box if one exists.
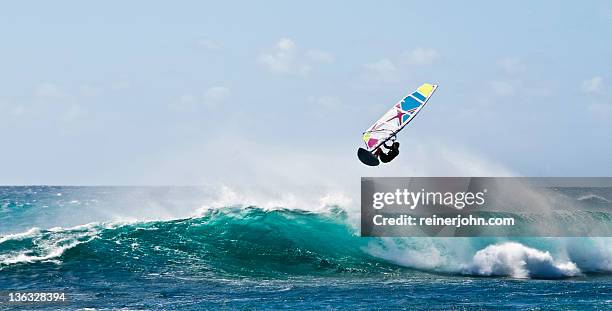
[1,206,610,279]
[577,194,611,204]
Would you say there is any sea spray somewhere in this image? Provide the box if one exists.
[465,242,581,278]
[2,206,610,279]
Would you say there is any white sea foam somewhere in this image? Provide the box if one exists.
[0,227,42,244]
[564,237,612,272]
[140,181,611,280]
[0,240,84,266]
[577,194,610,203]
[366,237,454,271]
[0,224,102,268]
[366,238,612,279]
[464,242,581,278]
[194,185,355,216]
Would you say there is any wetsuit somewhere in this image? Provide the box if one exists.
[376,142,399,163]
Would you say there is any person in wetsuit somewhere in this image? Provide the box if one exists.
[374,141,400,163]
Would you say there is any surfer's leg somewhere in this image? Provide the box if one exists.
[379,152,391,163]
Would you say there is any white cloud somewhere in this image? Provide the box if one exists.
[259,38,309,75]
[61,103,81,122]
[80,85,102,97]
[34,82,64,100]
[305,49,335,63]
[498,57,526,75]
[11,104,26,117]
[174,94,197,110]
[203,86,231,107]
[487,78,552,99]
[0,101,25,120]
[582,76,604,93]
[259,38,333,75]
[308,96,343,110]
[402,47,439,66]
[361,47,438,82]
[489,80,517,96]
[30,82,84,122]
[196,39,222,51]
[362,58,398,81]
[111,79,131,91]
[172,86,231,111]
[588,103,612,119]
[0,100,26,123]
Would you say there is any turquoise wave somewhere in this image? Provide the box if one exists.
[0,207,399,277]
[1,206,610,279]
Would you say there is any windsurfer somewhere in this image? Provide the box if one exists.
[374,141,400,163]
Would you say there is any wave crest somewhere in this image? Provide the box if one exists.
[0,224,102,268]
[465,242,580,278]
[1,207,610,279]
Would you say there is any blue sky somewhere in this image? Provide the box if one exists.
[1,1,611,187]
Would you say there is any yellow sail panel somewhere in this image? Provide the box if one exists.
[417,83,435,98]
[363,132,371,143]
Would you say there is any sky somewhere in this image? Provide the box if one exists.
[0,1,611,191]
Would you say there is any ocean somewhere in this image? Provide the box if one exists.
[0,186,610,310]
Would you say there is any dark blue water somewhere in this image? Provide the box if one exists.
[0,187,610,310]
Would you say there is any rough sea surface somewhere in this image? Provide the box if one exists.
[0,187,610,310]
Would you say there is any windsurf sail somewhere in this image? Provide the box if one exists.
[362,83,438,151]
